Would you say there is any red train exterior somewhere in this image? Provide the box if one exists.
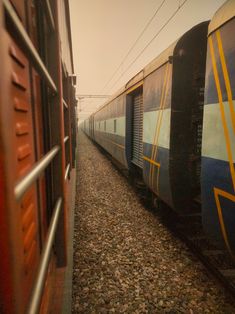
[0,0,77,313]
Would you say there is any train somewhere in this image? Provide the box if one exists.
[0,0,77,313]
[83,0,235,258]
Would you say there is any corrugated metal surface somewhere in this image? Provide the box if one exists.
[132,93,143,168]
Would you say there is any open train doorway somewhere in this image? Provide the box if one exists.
[126,86,144,173]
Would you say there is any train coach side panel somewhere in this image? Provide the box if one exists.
[143,63,173,207]
[142,22,208,212]
[94,95,128,168]
[202,17,235,254]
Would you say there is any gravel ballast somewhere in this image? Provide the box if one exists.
[72,131,235,313]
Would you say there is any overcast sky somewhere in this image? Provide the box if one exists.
[69,0,226,121]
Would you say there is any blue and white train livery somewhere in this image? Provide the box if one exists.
[84,0,235,257]
[202,1,235,255]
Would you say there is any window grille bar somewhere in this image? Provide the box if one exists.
[63,99,68,109]
[27,198,62,314]
[14,146,60,201]
[44,0,55,30]
[64,136,69,144]
[64,163,70,180]
[3,0,57,92]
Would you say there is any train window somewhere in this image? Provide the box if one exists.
[143,63,171,111]
[104,120,106,132]
[114,119,116,133]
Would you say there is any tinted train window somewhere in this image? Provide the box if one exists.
[205,18,235,105]
[143,63,172,112]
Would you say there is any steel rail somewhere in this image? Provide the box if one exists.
[64,163,70,180]
[3,0,57,92]
[14,146,60,201]
[27,198,62,314]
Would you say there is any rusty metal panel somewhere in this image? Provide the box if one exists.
[9,33,40,310]
[0,23,40,312]
[0,6,15,313]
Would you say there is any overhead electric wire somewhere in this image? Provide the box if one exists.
[99,0,167,94]
[80,0,188,120]
[106,0,189,94]
[92,0,166,114]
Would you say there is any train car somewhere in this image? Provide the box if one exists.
[84,21,208,212]
[0,0,77,313]
[84,0,235,258]
[92,88,128,168]
[201,1,235,256]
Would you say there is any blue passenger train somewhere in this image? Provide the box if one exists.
[83,1,235,257]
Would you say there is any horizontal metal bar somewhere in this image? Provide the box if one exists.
[64,163,70,180]
[44,0,55,30]
[64,136,69,144]
[63,99,68,109]
[15,146,60,201]
[3,0,57,93]
[76,94,111,99]
[27,198,62,314]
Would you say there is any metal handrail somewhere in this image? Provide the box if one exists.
[64,163,70,180]
[27,198,62,314]
[63,99,68,109]
[64,136,69,144]
[3,0,57,93]
[14,146,60,201]
[44,0,55,30]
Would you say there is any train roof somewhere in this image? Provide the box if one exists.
[95,41,176,115]
[144,41,176,77]
[208,0,235,35]
[94,22,206,116]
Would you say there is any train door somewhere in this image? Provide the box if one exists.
[125,86,143,171]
